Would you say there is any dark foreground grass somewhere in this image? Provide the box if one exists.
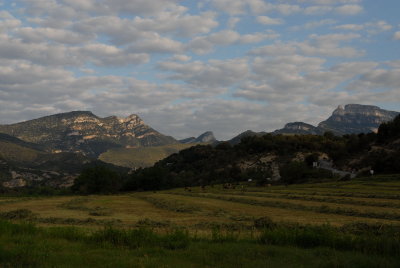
[0,220,399,268]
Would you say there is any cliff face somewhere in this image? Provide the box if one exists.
[0,111,177,157]
[273,122,323,135]
[318,104,399,135]
[272,104,399,136]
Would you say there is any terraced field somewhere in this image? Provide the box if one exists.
[1,176,400,267]
[2,176,400,230]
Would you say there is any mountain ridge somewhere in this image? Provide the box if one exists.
[0,111,177,157]
[179,131,217,144]
[228,104,399,144]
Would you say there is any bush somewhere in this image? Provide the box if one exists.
[280,161,309,184]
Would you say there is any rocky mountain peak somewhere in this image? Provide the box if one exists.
[197,131,216,143]
[0,111,177,157]
[118,114,144,125]
[319,104,399,134]
[332,104,384,117]
[179,131,217,144]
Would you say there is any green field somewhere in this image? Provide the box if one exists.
[98,143,199,168]
[1,176,400,267]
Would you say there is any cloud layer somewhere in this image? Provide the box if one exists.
[0,0,399,139]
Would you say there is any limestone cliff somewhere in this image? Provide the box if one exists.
[0,111,177,157]
[318,104,399,135]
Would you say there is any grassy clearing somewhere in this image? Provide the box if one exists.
[173,192,400,221]
[1,178,400,266]
[3,179,400,228]
[138,195,201,213]
[0,220,399,268]
[98,143,198,168]
[236,191,400,208]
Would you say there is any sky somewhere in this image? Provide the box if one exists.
[0,0,399,140]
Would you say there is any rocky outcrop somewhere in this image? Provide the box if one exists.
[273,122,323,135]
[318,104,399,135]
[180,131,217,144]
[272,104,399,136]
[0,111,177,157]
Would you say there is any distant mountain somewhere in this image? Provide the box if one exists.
[0,135,127,189]
[272,104,399,136]
[179,131,217,144]
[228,130,267,145]
[318,104,399,135]
[273,122,324,135]
[0,111,177,157]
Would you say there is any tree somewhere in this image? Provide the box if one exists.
[280,161,309,184]
[72,165,122,194]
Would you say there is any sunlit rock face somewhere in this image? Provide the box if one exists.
[0,111,177,157]
[318,104,399,135]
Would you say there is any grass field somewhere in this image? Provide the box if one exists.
[98,143,199,168]
[1,175,400,267]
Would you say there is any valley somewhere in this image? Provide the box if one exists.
[1,176,400,267]
[0,105,399,267]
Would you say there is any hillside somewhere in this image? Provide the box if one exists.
[318,104,399,134]
[0,132,128,189]
[272,104,399,136]
[0,137,44,163]
[273,122,323,135]
[121,114,400,192]
[99,143,199,168]
[0,111,177,157]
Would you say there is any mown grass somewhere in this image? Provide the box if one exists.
[138,195,201,213]
[228,191,400,209]
[2,177,400,267]
[0,219,399,267]
[175,192,400,221]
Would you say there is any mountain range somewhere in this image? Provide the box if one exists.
[0,104,398,189]
[266,104,398,137]
[0,111,177,158]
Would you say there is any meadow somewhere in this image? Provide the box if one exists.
[1,175,400,267]
[98,143,199,168]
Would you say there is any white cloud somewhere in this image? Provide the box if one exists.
[158,58,250,89]
[16,27,92,44]
[334,21,392,34]
[208,0,270,15]
[187,30,276,54]
[304,6,333,15]
[291,19,336,31]
[127,34,184,54]
[250,33,363,58]
[227,17,240,29]
[335,4,363,15]
[256,16,284,25]
[0,0,398,140]
[299,33,364,58]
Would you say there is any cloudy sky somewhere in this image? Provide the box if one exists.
[0,0,399,140]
